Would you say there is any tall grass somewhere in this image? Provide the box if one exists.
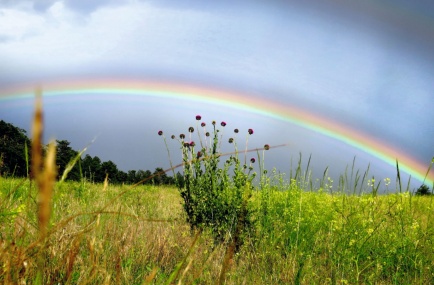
[1,93,433,284]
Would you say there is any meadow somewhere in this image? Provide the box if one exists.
[1,101,433,284]
[1,175,433,284]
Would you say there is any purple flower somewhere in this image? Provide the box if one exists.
[264,144,270,150]
[221,121,226,127]
[248,128,254,135]
[197,151,202,158]
[158,130,163,136]
[234,128,239,133]
[201,122,206,127]
[250,158,256,163]
[196,115,202,120]
[188,127,194,133]
[189,141,195,147]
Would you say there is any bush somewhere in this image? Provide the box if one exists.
[159,117,267,250]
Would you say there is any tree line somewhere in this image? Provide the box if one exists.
[0,120,175,185]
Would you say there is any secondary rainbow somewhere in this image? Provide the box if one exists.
[1,78,433,186]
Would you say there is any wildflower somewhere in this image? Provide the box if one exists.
[228,138,234,143]
[197,151,202,158]
[171,135,175,139]
[212,120,216,125]
[158,130,163,136]
[384,177,391,186]
[183,142,189,147]
[234,128,239,133]
[248,128,254,135]
[264,144,270,150]
[250,158,256,163]
[189,141,195,147]
[188,127,194,133]
[180,134,185,139]
[196,115,201,120]
[201,122,206,127]
[221,121,226,127]
[205,132,210,137]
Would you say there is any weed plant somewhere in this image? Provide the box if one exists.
[158,116,270,252]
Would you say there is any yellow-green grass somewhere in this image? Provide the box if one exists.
[1,177,433,284]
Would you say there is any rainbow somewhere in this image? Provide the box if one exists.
[1,78,433,186]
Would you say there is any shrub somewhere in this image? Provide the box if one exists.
[159,116,267,250]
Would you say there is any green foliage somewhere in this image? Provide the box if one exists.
[415,184,432,196]
[56,140,81,181]
[159,118,263,250]
[0,120,176,185]
[0,120,31,177]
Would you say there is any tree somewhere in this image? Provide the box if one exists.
[152,167,168,185]
[0,120,31,177]
[116,170,128,183]
[56,140,81,181]
[101,160,119,183]
[136,170,152,184]
[415,184,432,196]
[82,154,104,182]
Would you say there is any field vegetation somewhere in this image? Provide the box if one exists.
[1,96,433,284]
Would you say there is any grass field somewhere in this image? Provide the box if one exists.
[1,103,433,284]
[1,176,433,284]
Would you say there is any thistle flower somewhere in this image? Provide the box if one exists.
[205,132,210,137]
[196,115,202,120]
[264,144,270,150]
[201,122,206,127]
[188,127,194,133]
[171,135,175,139]
[228,138,234,143]
[158,130,163,136]
[234,128,239,133]
[212,121,216,125]
[180,134,185,139]
[197,151,202,158]
[183,142,189,147]
[189,141,195,147]
[250,158,256,163]
[221,121,226,127]
[248,128,254,135]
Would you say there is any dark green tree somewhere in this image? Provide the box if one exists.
[127,170,137,184]
[116,170,128,183]
[82,154,104,182]
[101,160,119,183]
[136,169,152,184]
[415,184,432,196]
[0,120,31,177]
[152,167,168,185]
[56,140,80,181]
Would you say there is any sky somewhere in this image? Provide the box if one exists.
[0,0,433,191]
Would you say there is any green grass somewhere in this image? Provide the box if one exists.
[1,176,433,284]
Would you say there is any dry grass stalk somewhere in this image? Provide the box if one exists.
[103,173,109,191]
[31,88,43,180]
[217,241,235,285]
[37,141,57,238]
[143,266,159,284]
